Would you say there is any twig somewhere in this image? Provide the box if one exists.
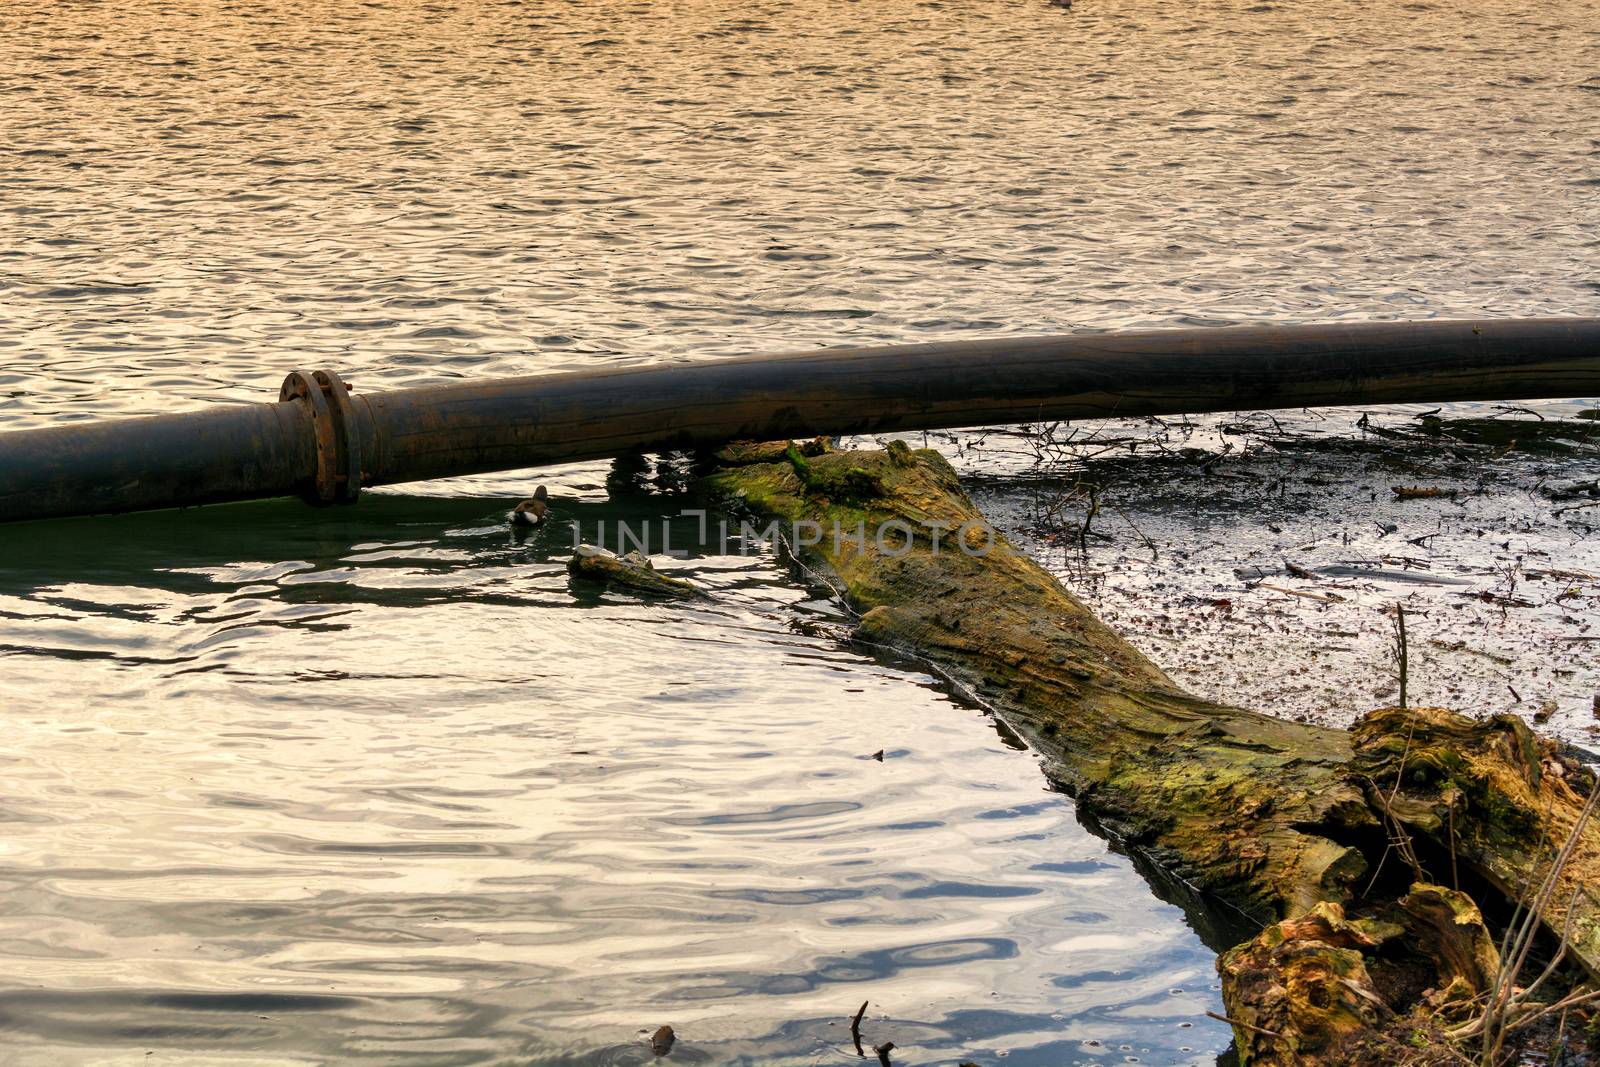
[1259,583,1346,603]
[1550,1004,1570,1067]
[1465,780,1600,1062]
[1077,481,1101,545]
[850,1000,868,1056]
[1206,1010,1282,1040]
[1394,485,1448,500]
[1362,719,1426,898]
[1394,604,1409,711]
[1448,801,1460,892]
[1110,502,1158,559]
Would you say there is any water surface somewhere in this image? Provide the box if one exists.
[2,0,1598,1062]
[0,501,1226,1065]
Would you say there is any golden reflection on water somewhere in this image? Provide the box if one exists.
[2,0,1596,430]
[1,0,1598,1062]
[0,501,1230,1063]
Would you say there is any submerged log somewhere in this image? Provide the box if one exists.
[703,440,1600,1064]
[567,544,705,599]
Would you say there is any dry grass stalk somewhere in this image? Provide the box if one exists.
[1449,780,1600,1063]
[1393,603,1410,710]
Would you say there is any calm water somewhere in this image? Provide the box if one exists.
[2,0,1598,1063]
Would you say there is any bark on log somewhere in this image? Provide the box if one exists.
[702,440,1600,1065]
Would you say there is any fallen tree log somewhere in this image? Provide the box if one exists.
[702,440,1600,1065]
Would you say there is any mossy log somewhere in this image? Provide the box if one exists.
[703,441,1600,1064]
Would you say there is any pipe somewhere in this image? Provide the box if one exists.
[1,317,1596,523]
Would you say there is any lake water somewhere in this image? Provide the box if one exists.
[1,0,1597,1063]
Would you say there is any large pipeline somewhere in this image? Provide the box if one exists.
[0,317,1597,523]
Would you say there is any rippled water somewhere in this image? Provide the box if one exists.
[2,0,1599,1063]
[3,0,1598,428]
[0,500,1227,1065]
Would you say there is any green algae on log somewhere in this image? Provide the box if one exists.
[704,441,1600,1064]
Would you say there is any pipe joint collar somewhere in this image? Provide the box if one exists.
[279,369,361,505]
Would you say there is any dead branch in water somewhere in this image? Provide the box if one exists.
[850,1000,868,1056]
[1393,604,1410,711]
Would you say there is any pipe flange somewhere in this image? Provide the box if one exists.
[313,369,362,504]
[279,368,361,505]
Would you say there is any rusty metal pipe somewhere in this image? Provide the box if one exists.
[0,399,317,523]
[1,317,1597,523]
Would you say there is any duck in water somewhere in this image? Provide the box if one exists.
[510,485,549,527]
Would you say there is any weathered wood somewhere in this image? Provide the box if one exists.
[567,545,705,599]
[704,440,1600,1064]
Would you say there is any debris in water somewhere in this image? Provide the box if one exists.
[1258,583,1346,604]
[1392,485,1446,500]
[951,408,1597,738]
[850,1000,868,1055]
[567,544,705,599]
[1546,478,1599,500]
[650,1025,675,1056]
[873,1041,896,1066]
